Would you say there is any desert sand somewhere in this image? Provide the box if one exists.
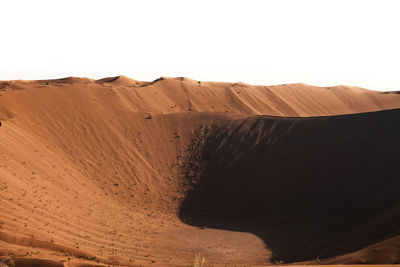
[0,76,399,266]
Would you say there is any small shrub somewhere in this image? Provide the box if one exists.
[189,253,205,267]
[0,256,15,267]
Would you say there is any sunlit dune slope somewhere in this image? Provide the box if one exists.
[0,76,399,266]
[3,76,399,117]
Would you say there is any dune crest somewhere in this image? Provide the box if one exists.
[96,75,138,85]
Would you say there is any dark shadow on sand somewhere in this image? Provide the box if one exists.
[179,109,400,263]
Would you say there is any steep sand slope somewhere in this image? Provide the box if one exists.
[0,77,399,266]
[180,109,400,264]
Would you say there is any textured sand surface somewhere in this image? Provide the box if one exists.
[0,76,399,266]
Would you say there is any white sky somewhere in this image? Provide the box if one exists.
[1,0,399,91]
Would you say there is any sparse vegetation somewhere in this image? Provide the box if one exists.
[189,253,205,267]
[0,256,15,267]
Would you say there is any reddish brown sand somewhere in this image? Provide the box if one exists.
[0,76,399,266]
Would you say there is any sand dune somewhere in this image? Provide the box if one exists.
[0,76,399,266]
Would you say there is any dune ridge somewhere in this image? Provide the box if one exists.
[0,76,399,266]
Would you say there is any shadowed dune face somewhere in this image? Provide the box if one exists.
[180,109,400,262]
[0,77,400,265]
